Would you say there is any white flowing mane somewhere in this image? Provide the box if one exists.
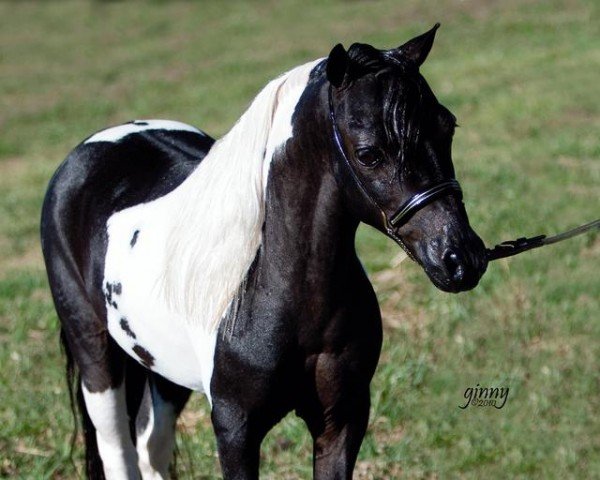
[161,59,321,332]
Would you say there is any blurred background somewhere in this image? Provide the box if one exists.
[0,0,598,478]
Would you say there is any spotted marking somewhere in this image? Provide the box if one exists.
[104,281,122,309]
[119,318,136,339]
[130,230,140,248]
[104,283,115,308]
[133,345,155,368]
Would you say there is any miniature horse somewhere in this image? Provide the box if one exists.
[41,25,487,479]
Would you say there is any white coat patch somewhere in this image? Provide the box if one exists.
[104,196,216,396]
[102,60,319,402]
[85,119,203,144]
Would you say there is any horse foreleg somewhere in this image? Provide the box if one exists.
[311,408,369,480]
[211,399,268,480]
[302,354,371,480]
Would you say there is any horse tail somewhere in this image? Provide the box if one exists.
[60,328,106,480]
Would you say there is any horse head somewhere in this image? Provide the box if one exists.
[326,24,488,292]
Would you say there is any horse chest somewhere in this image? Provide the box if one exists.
[102,199,216,396]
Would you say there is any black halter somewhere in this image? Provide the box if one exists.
[328,85,463,234]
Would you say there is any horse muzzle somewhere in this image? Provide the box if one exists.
[421,233,488,293]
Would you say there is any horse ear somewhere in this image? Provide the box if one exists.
[327,43,350,88]
[396,23,440,67]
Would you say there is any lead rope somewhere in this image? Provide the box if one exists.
[486,218,600,261]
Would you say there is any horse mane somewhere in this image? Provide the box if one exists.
[160,59,320,332]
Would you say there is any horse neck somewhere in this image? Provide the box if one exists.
[261,82,359,285]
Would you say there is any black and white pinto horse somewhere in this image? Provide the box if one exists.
[41,25,488,479]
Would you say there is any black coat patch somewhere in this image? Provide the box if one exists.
[133,345,155,368]
[120,318,136,339]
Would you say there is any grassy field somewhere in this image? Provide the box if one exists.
[1,0,598,478]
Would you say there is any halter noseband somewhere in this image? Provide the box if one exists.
[328,85,463,234]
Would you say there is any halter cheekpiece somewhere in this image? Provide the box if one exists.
[328,85,463,232]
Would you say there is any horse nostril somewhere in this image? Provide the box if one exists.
[443,249,464,282]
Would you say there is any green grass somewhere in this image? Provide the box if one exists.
[1,0,598,478]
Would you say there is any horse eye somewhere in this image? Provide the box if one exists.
[355,147,383,167]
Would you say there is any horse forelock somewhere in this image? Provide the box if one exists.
[381,74,426,169]
[159,58,322,333]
